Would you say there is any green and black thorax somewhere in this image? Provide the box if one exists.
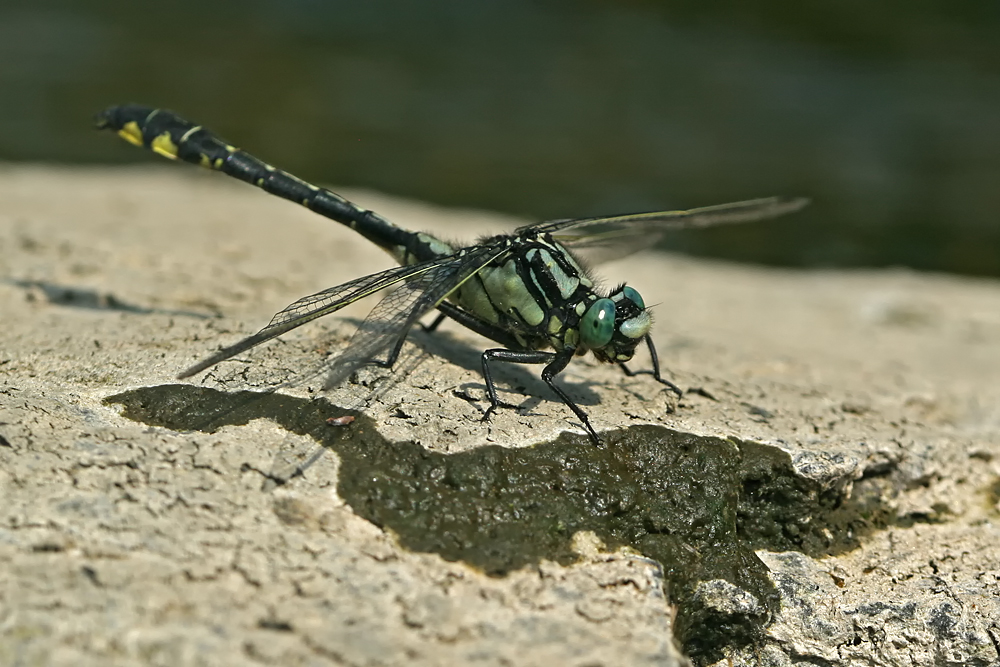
[447,231,650,360]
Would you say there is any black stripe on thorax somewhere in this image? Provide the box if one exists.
[521,236,586,307]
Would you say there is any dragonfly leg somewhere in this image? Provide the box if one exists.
[367,325,418,372]
[541,350,602,444]
[618,335,682,397]
[370,310,453,372]
[419,312,447,333]
[436,302,525,349]
[368,304,510,374]
[481,348,601,444]
[366,310,449,373]
[480,349,552,420]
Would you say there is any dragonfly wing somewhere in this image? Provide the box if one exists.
[320,244,509,390]
[178,260,456,379]
[523,196,809,265]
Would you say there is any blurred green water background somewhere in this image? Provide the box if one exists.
[2,0,998,276]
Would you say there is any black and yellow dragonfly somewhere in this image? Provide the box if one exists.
[97,105,807,443]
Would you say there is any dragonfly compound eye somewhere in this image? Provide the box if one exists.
[580,298,616,349]
[621,285,644,309]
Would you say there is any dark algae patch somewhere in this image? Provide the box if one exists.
[737,442,901,557]
[105,385,888,661]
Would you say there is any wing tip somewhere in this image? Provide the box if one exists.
[778,195,811,212]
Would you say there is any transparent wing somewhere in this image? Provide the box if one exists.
[178,258,466,379]
[317,244,509,389]
[520,196,809,264]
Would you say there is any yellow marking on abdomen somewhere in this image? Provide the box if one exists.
[151,132,179,159]
[117,122,144,147]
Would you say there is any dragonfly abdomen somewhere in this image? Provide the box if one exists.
[95,105,415,255]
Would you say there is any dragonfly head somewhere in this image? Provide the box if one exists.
[580,285,651,362]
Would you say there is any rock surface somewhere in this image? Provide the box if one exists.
[1,165,998,665]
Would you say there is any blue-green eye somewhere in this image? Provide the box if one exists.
[622,286,644,309]
[579,298,616,349]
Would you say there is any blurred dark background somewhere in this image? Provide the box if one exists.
[2,0,999,275]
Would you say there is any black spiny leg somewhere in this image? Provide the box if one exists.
[370,311,448,372]
[435,302,526,349]
[370,330,414,371]
[481,348,601,444]
[420,312,447,332]
[366,312,445,370]
[618,334,683,397]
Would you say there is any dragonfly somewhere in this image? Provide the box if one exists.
[96,104,807,443]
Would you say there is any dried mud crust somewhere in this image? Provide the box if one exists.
[1,165,998,666]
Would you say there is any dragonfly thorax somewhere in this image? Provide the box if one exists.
[447,233,653,361]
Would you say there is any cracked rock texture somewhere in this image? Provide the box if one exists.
[1,165,998,666]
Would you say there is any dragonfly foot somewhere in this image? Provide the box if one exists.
[656,377,683,397]
[481,400,519,422]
